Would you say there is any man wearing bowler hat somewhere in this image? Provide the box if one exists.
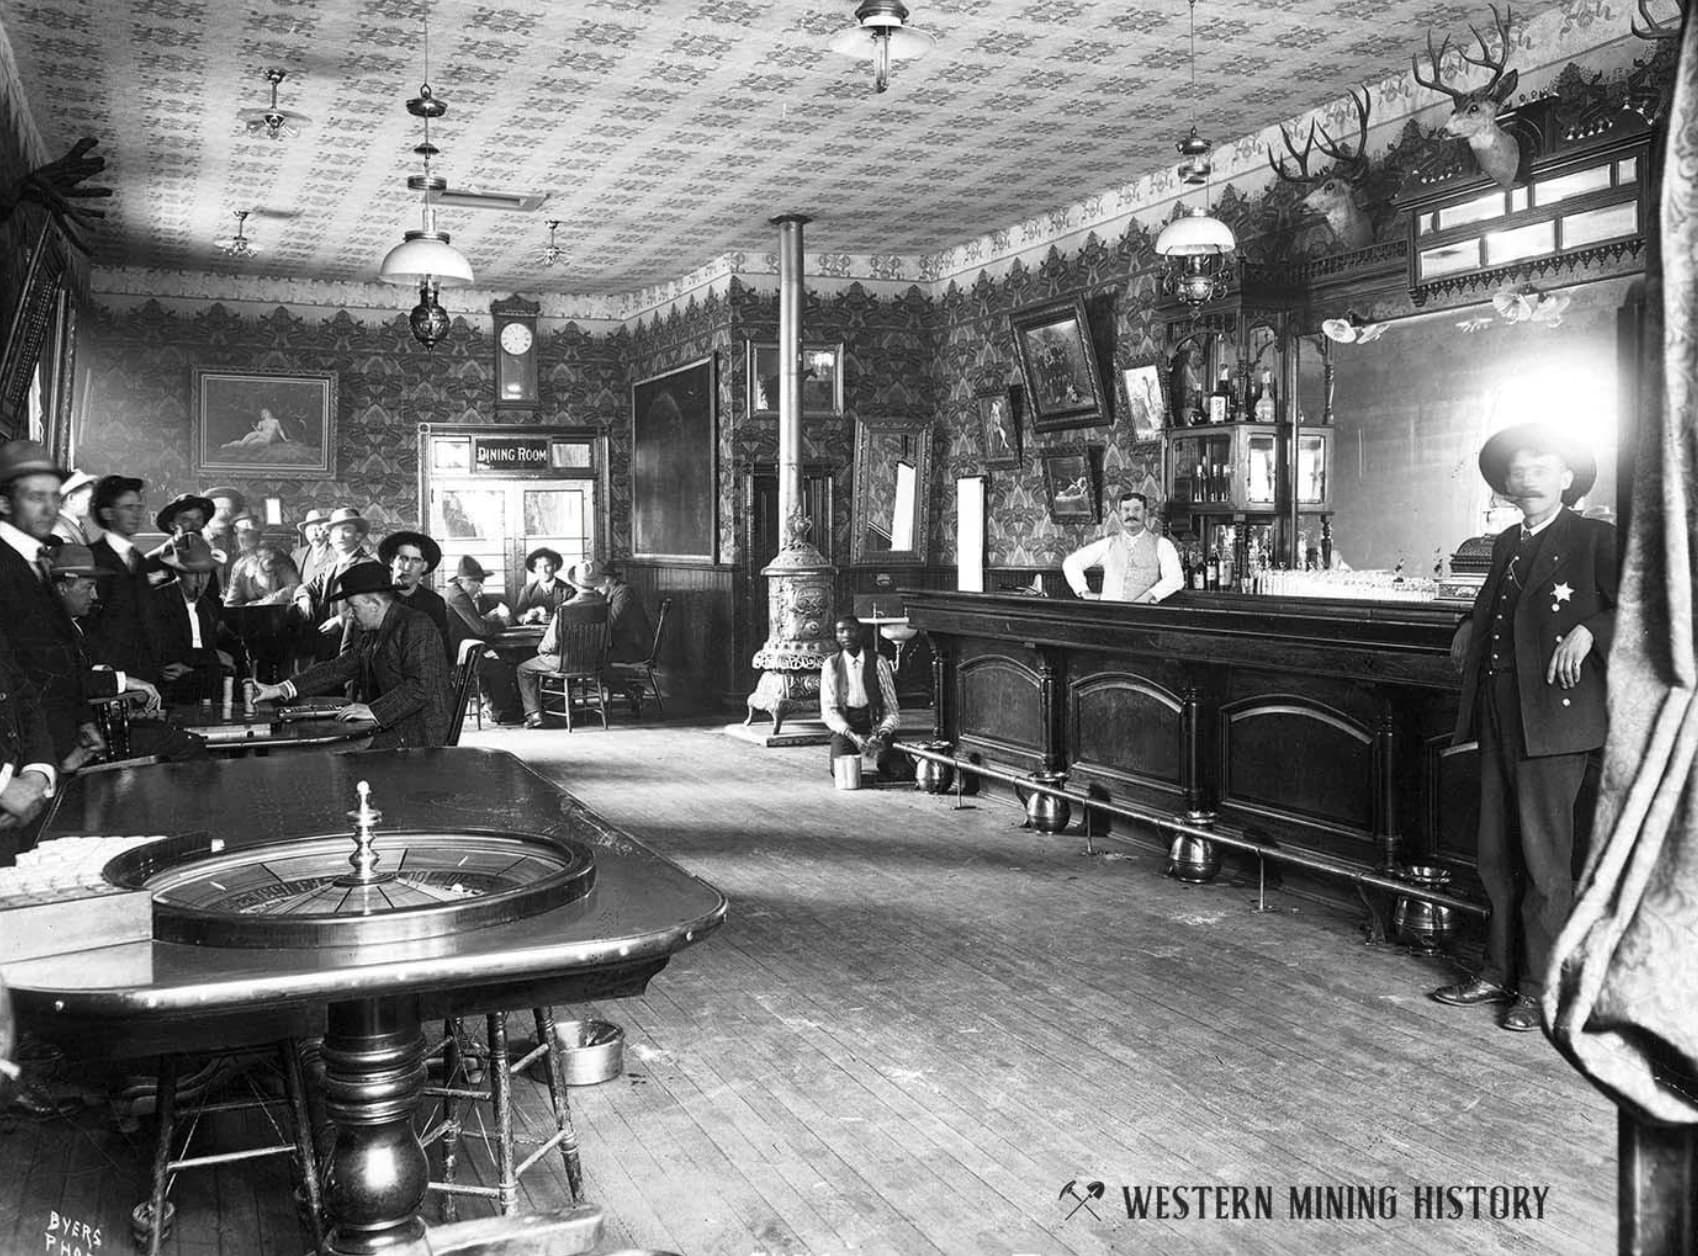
[443,555,520,723]
[292,507,333,588]
[52,469,99,546]
[0,439,113,765]
[1429,422,1617,1033]
[254,561,452,749]
[378,529,449,656]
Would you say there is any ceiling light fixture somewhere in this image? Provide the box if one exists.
[216,210,258,259]
[379,0,474,349]
[829,0,935,94]
[539,220,564,267]
[240,68,311,141]
[1155,0,1236,307]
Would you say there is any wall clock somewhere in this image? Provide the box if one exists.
[491,297,540,410]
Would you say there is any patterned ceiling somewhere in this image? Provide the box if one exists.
[3,0,1579,297]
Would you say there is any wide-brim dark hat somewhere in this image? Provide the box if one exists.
[525,546,564,573]
[1478,423,1597,506]
[328,561,397,600]
[379,530,443,573]
[455,555,489,581]
[155,493,217,533]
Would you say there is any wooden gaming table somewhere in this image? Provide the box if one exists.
[3,748,727,1255]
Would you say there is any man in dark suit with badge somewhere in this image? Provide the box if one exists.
[1430,423,1617,1032]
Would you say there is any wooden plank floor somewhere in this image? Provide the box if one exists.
[0,719,1616,1255]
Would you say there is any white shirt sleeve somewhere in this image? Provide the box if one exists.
[1143,538,1184,603]
[1061,536,1113,598]
[819,657,850,735]
[874,656,900,736]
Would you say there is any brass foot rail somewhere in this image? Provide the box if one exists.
[896,742,1487,918]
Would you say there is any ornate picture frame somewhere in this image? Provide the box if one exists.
[1010,296,1106,432]
[746,341,844,418]
[192,367,337,480]
[1119,361,1168,442]
[977,385,1020,468]
[632,355,718,563]
[1041,446,1100,524]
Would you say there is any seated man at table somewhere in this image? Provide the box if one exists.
[49,545,208,765]
[253,562,452,749]
[515,595,607,730]
[581,561,653,713]
[516,547,569,624]
[820,614,905,781]
[149,534,236,704]
[379,529,449,656]
[445,555,522,723]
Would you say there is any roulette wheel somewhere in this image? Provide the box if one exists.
[102,781,596,949]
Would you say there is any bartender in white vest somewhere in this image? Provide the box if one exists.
[1062,490,1183,603]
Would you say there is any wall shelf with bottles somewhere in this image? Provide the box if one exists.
[1165,423,1331,514]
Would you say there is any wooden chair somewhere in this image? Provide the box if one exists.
[537,605,610,732]
[446,638,483,745]
[609,596,671,717]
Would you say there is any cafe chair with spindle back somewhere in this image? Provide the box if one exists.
[537,603,610,732]
[609,596,671,717]
[447,638,484,744]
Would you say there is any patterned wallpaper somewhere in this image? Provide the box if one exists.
[75,304,626,541]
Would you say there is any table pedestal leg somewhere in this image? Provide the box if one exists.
[321,996,430,1256]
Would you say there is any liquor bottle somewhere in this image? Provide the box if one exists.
[1205,540,1220,591]
[1209,368,1233,424]
[1254,368,1276,422]
[1190,546,1207,591]
[1244,370,1263,421]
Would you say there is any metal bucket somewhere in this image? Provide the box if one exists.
[832,754,863,790]
[553,1020,624,1086]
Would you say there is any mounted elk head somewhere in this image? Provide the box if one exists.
[1412,4,1521,189]
[1267,89,1375,250]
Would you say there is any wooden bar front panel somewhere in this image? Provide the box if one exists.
[908,591,1477,876]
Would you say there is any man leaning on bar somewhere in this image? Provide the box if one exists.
[1062,490,1183,604]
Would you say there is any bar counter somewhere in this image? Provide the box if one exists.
[904,589,1481,879]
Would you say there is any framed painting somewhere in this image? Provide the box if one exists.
[632,355,718,562]
[1042,446,1099,524]
[1120,361,1168,442]
[1010,296,1106,432]
[746,341,844,418]
[977,385,1020,468]
[192,367,337,479]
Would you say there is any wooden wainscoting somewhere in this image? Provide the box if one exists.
[622,561,736,708]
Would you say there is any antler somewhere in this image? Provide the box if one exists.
[1312,88,1372,178]
[1267,122,1321,185]
[1411,30,1466,102]
[1632,0,1684,39]
[1457,3,1515,92]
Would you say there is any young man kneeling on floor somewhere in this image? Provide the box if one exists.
[820,614,906,782]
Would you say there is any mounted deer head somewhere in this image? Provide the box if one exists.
[1267,89,1375,250]
[1412,4,1521,189]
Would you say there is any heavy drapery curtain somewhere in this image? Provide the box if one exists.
[1546,13,1698,1125]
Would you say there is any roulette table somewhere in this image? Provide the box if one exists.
[2,748,727,1255]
